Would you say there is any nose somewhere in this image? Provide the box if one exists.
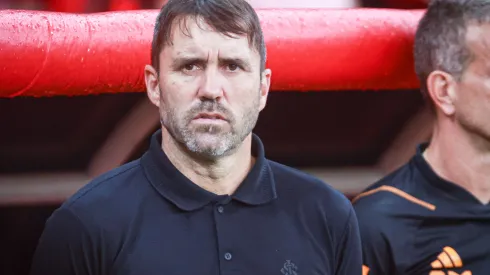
[197,67,224,101]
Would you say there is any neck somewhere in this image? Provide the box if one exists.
[424,118,490,204]
[161,128,255,195]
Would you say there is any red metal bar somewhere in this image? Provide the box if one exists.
[109,0,141,11]
[0,9,424,97]
[47,0,88,12]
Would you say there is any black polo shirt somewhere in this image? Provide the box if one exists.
[30,130,361,275]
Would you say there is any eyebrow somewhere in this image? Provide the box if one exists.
[171,56,207,69]
[170,56,252,71]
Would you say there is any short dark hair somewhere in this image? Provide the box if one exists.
[414,0,490,101]
[151,0,266,73]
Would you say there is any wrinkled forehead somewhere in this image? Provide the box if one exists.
[162,15,259,62]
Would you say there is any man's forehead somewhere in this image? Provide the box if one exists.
[164,16,256,57]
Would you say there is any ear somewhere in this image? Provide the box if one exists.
[144,65,161,108]
[259,68,272,111]
[426,70,457,116]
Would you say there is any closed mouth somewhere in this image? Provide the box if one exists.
[194,112,227,121]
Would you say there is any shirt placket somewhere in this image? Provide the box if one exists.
[213,198,237,275]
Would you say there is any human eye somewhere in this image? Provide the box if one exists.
[225,63,241,72]
[182,63,200,72]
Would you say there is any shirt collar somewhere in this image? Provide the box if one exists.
[141,129,277,211]
[413,143,483,204]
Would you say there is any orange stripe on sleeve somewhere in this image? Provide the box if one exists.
[352,185,436,211]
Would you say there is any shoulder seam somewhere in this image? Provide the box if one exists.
[58,207,91,232]
[65,161,140,208]
[352,185,436,211]
[335,206,354,268]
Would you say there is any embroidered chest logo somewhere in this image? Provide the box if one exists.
[429,246,472,275]
[281,260,298,275]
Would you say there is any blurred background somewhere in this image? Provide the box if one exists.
[0,0,429,11]
[0,0,430,274]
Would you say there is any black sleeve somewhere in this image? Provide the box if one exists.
[335,208,363,275]
[29,208,101,275]
[354,204,396,275]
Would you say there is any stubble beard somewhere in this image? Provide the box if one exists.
[162,99,260,160]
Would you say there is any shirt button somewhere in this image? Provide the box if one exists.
[217,206,224,213]
[224,252,232,260]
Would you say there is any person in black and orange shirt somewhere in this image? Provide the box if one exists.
[353,1,490,275]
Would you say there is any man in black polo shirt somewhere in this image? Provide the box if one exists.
[29,0,362,274]
[353,1,490,275]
